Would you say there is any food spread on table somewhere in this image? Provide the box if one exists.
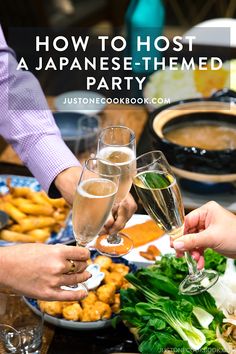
[38,255,131,322]
[120,249,236,353]
[1,5,236,353]
[0,178,69,243]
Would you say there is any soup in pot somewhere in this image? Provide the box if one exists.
[165,123,236,150]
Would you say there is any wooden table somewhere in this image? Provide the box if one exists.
[0,98,147,165]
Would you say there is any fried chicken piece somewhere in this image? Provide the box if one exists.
[93,301,112,320]
[100,268,110,281]
[80,291,97,308]
[62,303,83,321]
[60,301,77,310]
[81,301,112,321]
[38,301,62,316]
[96,283,116,304]
[111,293,120,314]
[104,271,123,290]
[109,263,129,276]
[81,305,101,322]
[94,255,112,270]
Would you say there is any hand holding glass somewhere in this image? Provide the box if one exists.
[70,158,120,292]
[133,150,219,295]
[96,126,136,257]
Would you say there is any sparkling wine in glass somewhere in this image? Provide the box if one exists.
[67,158,120,293]
[133,150,219,295]
[96,125,136,257]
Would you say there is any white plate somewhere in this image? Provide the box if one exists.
[54,91,106,115]
[123,214,173,266]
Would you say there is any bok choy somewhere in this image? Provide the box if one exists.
[120,254,227,353]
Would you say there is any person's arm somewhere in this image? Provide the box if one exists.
[172,201,236,268]
[0,26,81,200]
[0,243,91,300]
[0,26,137,226]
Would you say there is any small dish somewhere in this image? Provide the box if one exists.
[84,264,104,290]
[54,91,106,115]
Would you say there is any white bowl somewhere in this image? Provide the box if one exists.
[183,18,236,48]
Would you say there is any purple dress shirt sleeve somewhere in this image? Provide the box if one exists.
[0,26,80,196]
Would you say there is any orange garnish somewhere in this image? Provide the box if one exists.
[147,244,161,257]
[139,251,156,261]
[122,220,164,248]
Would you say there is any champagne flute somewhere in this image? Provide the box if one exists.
[95,125,136,257]
[77,115,101,157]
[67,158,120,293]
[133,150,219,295]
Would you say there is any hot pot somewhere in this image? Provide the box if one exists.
[148,89,236,185]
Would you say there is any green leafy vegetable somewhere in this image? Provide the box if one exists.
[135,300,206,351]
[139,331,191,354]
[120,254,227,353]
[124,272,163,303]
[126,268,179,299]
[152,253,189,282]
[204,249,227,274]
[182,291,219,317]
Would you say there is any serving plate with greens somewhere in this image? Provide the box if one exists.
[120,250,236,353]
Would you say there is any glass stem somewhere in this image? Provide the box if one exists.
[75,241,89,292]
[76,240,86,248]
[107,203,121,244]
[184,251,198,276]
[107,233,121,244]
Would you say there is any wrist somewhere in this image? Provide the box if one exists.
[54,166,82,205]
